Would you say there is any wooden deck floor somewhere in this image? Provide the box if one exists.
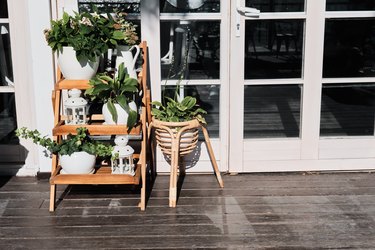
[0,172,375,249]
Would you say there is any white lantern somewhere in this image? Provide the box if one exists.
[111,135,135,175]
[64,89,87,125]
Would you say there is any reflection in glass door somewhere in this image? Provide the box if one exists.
[157,0,229,172]
[0,0,23,163]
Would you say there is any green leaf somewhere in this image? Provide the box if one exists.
[116,95,129,112]
[151,101,163,107]
[112,30,125,40]
[181,96,196,110]
[127,110,138,131]
[107,99,118,123]
[118,62,125,82]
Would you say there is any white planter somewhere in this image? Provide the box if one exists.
[59,151,96,174]
[57,46,99,79]
[115,45,140,79]
[102,101,137,125]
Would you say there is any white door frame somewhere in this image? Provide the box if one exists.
[229,0,375,172]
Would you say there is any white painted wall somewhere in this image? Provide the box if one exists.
[27,0,54,173]
[7,0,54,175]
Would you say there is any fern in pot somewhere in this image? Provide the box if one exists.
[85,62,139,129]
[16,127,113,174]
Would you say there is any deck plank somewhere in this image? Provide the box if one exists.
[0,172,374,249]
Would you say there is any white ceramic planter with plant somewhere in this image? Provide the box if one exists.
[44,9,138,79]
[85,62,139,129]
[16,127,113,174]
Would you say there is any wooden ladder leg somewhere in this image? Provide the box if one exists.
[169,136,180,207]
[49,184,56,212]
[201,126,224,188]
[140,132,147,211]
[169,151,178,207]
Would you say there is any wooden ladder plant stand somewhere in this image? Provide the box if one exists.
[49,41,151,211]
[149,118,224,207]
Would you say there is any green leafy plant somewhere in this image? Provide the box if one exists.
[85,62,139,129]
[151,96,207,124]
[16,127,113,157]
[43,9,138,62]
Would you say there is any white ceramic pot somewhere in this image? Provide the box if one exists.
[115,45,140,79]
[102,101,137,125]
[57,46,99,79]
[59,151,96,174]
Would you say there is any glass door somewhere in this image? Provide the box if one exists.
[229,0,309,172]
[230,0,375,172]
[0,0,24,163]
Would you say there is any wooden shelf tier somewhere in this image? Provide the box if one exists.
[55,79,90,90]
[50,164,141,185]
[53,121,142,136]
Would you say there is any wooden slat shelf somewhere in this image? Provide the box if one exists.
[50,164,141,185]
[53,120,142,136]
[55,79,90,90]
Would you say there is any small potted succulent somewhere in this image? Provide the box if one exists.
[85,62,139,130]
[16,127,113,174]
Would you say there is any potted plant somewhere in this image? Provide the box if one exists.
[151,87,207,156]
[85,62,139,129]
[16,127,113,174]
[110,12,140,79]
[43,9,133,79]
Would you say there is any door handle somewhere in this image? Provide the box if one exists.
[237,6,260,16]
[236,0,260,37]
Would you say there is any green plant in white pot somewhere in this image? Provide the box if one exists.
[44,9,133,79]
[85,62,139,130]
[16,127,113,174]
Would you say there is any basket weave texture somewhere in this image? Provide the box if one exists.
[152,118,201,156]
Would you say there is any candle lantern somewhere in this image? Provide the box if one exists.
[64,89,87,125]
[111,135,135,175]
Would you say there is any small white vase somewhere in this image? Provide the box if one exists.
[102,101,137,125]
[115,45,140,79]
[57,46,99,79]
[59,151,96,174]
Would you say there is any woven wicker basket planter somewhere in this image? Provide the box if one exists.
[152,118,201,156]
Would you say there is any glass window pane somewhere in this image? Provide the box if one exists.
[323,19,375,78]
[326,0,375,11]
[160,0,220,13]
[161,85,220,138]
[78,0,140,13]
[161,21,220,80]
[0,0,8,18]
[0,93,18,145]
[247,0,305,12]
[0,24,13,86]
[320,83,375,137]
[245,20,304,79]
[244,85,301,138]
